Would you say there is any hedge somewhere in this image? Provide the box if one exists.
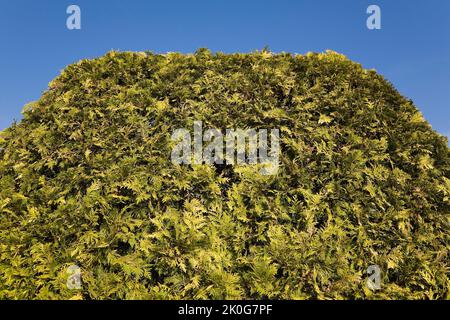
[0,49,448,299]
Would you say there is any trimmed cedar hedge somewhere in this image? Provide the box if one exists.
[0,49,449,299]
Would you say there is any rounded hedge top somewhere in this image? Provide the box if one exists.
[0,49,449,299]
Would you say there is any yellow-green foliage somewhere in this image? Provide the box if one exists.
[0,49,449,299]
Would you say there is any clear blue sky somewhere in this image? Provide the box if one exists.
[1,0,449,139]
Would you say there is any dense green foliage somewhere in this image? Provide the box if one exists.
[0,50,449,300]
